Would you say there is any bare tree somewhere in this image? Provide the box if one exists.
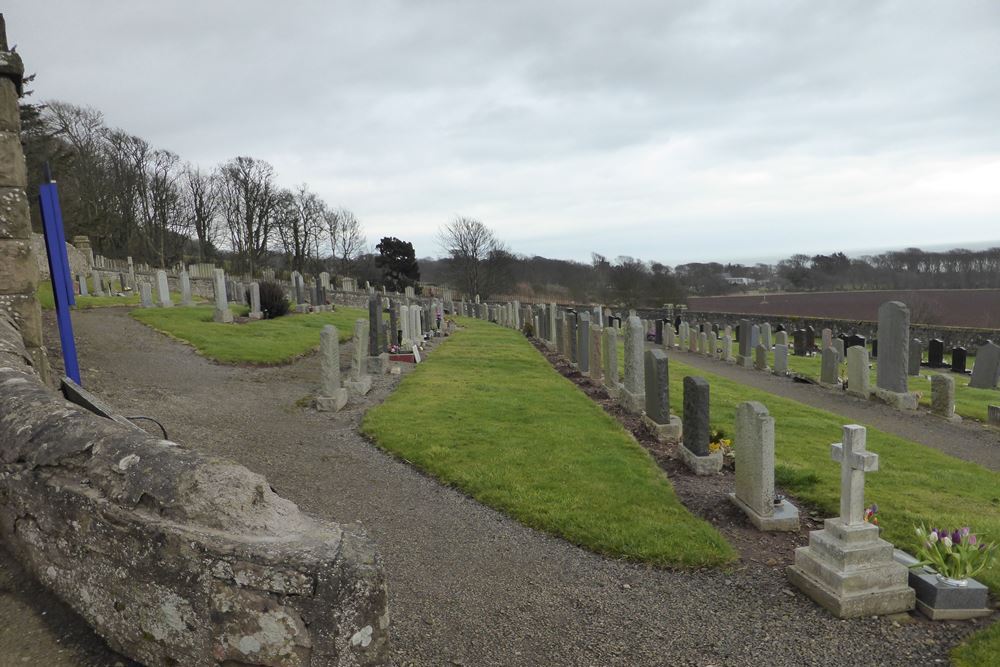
[181,164,220,262]
[325,207,366,273]
[274,184,326,273]
[217,156,279,276]
[439,216,511,299]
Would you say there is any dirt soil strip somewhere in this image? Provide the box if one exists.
[3,308,985,667]
[662,345,1000,472]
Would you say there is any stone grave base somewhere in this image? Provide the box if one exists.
[345,375,373,397]
[736,355,753,369]
[728,493,799,531]
[367,354,390,374]
[618,389,644,415]
[315,388,348,412]
[871,387,918,410]
[213,309,233,324]
[818,379,842,390]
[641,414,682,442]
[787,518,915,619]
[603,381,622,399]
[846,386,871,399]
[678,445,723,476]
[295,304,311,313]
[892,550,991,620]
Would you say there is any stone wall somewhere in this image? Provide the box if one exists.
[31,232,90,282]
[0,313,389,665]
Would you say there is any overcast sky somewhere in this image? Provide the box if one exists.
[7,1,1000,264]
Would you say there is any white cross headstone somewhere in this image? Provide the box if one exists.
[830,425,878,525]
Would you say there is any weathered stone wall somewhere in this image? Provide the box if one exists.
[0,313,389,665]
[31,233,90,282]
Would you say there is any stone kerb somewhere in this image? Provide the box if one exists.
[0,314,388,666]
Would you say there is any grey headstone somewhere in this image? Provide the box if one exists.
[733,401,776,519]
[846,345,870,397]
[139,282,153,308]
[773,343,788,375]
[368,296,381,355]
[644,349,669,424]
[682,376,710,456]
[821,347,839,385]
[754,343,768,371]
[969,341,1000,389]
[249,282,262,319]
[908,338,922,376]
[578,312,591,374]
[156,270,171,307]
[179,271,193,306]
[876,301,910,393]
[930,374,955,419]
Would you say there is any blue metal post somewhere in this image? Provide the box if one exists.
[38,178,81,383]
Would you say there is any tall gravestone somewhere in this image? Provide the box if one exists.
[736,318,753,368]
[619,315,645,413]
[346,319,373,396]
[156,270,172,308]
[179,270,193,306]
[951,347,968,374]
[568,313,578,365]
[642,349,681,440]
[820,347,839,386]
[969,341,1000,389]
[679,376,720,475]
[315,325,348,412]
[729,401,798,531]
[760,323,772,349]
[754,343,768,371]
[140,282,154,309]
[577,312,591,376]
[212,269,233,323]
[78,274,89,296]
[927,339,945,368]
[367,296,381,356]
[589,325,603,383]
[603,326,621,397]
[908,338,922,376]
[249,282,262,320]
[874,301,914,408]
[787,425,914,618]
[548,303,558,348]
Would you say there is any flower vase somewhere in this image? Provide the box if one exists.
[935,574,969,588]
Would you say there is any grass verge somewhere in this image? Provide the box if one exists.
[131,305,368,364]
[37,279,142,309]
[362,317,735,567]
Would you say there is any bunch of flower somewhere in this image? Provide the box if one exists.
[863,504,879,526]
[388,344,401,354]
[708,428,734,458]
[912,524,997,581]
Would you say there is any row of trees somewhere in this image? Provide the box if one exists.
[23,101,365,276]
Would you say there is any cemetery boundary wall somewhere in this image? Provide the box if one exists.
[0,313,388,666]
[688,289,1000,330]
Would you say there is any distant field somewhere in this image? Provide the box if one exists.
[688,289,1000,329]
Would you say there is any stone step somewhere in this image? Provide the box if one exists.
[807,530,893,570]
[793,547,910,597]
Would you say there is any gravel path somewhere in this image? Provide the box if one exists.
[1,308,990,666]
[662,346,1000,472]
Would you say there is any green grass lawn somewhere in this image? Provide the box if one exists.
[37,279,142,309]
[362,317,735,567]
[695,341,1000,423]
[131,304,369,364]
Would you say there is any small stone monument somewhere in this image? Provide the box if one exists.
[846,345,870,398]
[729,401,799,531]
[179,270,194,306]
[315,325,348,412]
[619,315,645,413]
[930,374,958,421]
[578,312,591,376]
[820,347,839,387]
[346,319,373,396]
[156,270,172,308]
[678,376,721,475]
[642,349,682,440]
[736,319,753,368]
[92,268,105,296]
[787,425,915,618]
[754,343,768,371]
[589,325,603,383]
[603,326,621,398]
[969,341,1000,389]
[139,282,154,308]
[78,274,89,296]
[249,282,263,320]
[212,269,233,323]
[908,338,922,376]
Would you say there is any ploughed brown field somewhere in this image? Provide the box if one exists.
[688,289,1000,329]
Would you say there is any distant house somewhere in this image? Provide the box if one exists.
[721,273,757,286]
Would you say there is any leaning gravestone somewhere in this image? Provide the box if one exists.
[729,401,798,531]
[345,319,373,396]
[212,269,233,323]
[969,341,1000,389]
[315,325,348,412]
[679,376,721,475]
[787,425,914,618]
[619,315,645,414]
[873,301,915,408]
[642,349,681,440]
[846,345,870,398]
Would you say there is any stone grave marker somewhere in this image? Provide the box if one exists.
[619,315,645,413]
[249,282,262,319]
[642,349,682,440]
[92,268,105,296]
[820,347,839,386]
[833,338,845,364]
[775,330,788,347]
[603,325,621,397]
[927,339,945,367]
[930,374,957,420]
[212,269,233,323]
[140,282,154,308]
[156,270,172,308]
[736,319,752,367]
[845,334,865,354]
[729,401,799,531]
[874,301,914,407]
[754,343,768,371]
[907,338,922,375]
[679,376,721,475]
[180,270,193,306]
[760,323,772,349]
[822,328,833,351]
[78,274,89,296]
[590,325,603,382]
[578,312,591,376]
[787,425,914,618]
[315,325,348,412]
[773,343,788,375]
[846,346,870,398]
[792,329,807,357]
[655,319,663,345]
[988,405,1000,427]
[969,341,1000,389]
[951,346,968,374]
[346,319,373,396]
[722,334,734,362]
[568,313,578,365]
